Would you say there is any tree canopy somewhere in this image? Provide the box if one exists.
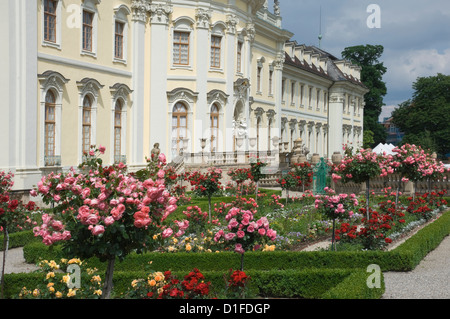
[341,44,387,147]
[392,73,450,158]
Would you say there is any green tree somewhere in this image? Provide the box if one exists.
[341,45,387,147]
[392,73,450,158]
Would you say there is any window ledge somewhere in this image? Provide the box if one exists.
[42,41,61,50]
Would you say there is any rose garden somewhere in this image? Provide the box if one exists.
[0,144,449,299]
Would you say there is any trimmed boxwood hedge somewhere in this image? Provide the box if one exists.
[3,268,383,300]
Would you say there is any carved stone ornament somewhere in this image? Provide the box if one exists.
[274,51,285,70]
[167,88,199,104]
[195,8,212,29]
[131,0,149,22]
[329,93,345,103]
[234,78,250,100]
[76,78,104,99]
[207,89,229,107]
[226,14,238,34]
[245,23,256,42]
[38,71,70,93]
[149,3,173,25]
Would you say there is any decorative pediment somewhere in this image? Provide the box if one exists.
[38,71,70,92]
[254,107,265,118]
[110,83,133,103]
[167,88,199,104]
[266,109,276,120]
[76,78,104,98]
[207,89,229,106]
[289,118,298,130]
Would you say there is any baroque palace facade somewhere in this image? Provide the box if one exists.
[1,0,367,191]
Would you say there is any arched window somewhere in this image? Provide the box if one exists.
[256,117,261,153]
[268,118,272,152]
[82,95,92,155]
[114,99,122,162]
[210,104,220,152]
[172,102,188,156]
[45,90,56,165]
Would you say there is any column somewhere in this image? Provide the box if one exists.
[328,92,344,155]
[148,2,173,158]
[130,0,148,167]
[194,8,212,154]
[225,14,238,154]
[1,0,40,190]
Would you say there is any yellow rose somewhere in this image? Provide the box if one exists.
[185,243,192,251]
[62,274,70,284]
[68,258,82,265]
[32,289,40,297]
[131,279,139,288]
[49,260,59,269]
[91,275,102,283]
[67,289,76,297]
[94,290,102,296]
[46,272,55,280]
[55,291,63,298]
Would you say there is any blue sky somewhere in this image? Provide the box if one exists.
[278,0,450,121]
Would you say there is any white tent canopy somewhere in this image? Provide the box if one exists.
[372,143,396,155]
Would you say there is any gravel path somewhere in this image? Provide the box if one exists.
[382,234,450,299]
[0,247,39,274]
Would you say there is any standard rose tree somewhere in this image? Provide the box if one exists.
[32,146,180,299]
[214,206,276,271]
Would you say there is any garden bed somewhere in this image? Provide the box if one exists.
[2,207,448,299]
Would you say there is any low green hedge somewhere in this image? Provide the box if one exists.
[0,230,37,250]
[3,268,384,300]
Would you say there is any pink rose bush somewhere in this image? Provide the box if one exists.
[214,206,276,260]
[31,146,182,298]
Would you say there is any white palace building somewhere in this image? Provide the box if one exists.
[1,0,368,191]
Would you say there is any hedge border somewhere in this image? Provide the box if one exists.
[3,268,384,300]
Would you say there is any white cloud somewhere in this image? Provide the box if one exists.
[384,48,450,91]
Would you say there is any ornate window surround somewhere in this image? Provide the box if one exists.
[38,71,70,168]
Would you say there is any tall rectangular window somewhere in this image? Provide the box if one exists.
[257,66,262,92]
[173,31,189,65]
[300,84,304,107]
[237,41,243,73]
[269,70,273,95]
[82,96,92,155]
[44,0,57,42]
[210,36,221,68]
[82,11,94,52]
[114,21,124,59]
[114,101,122,161]
[291,82,296,104]
[45,91,56,165]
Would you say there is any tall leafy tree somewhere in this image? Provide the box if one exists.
[341,45,387,147]
[392,73,450,158]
